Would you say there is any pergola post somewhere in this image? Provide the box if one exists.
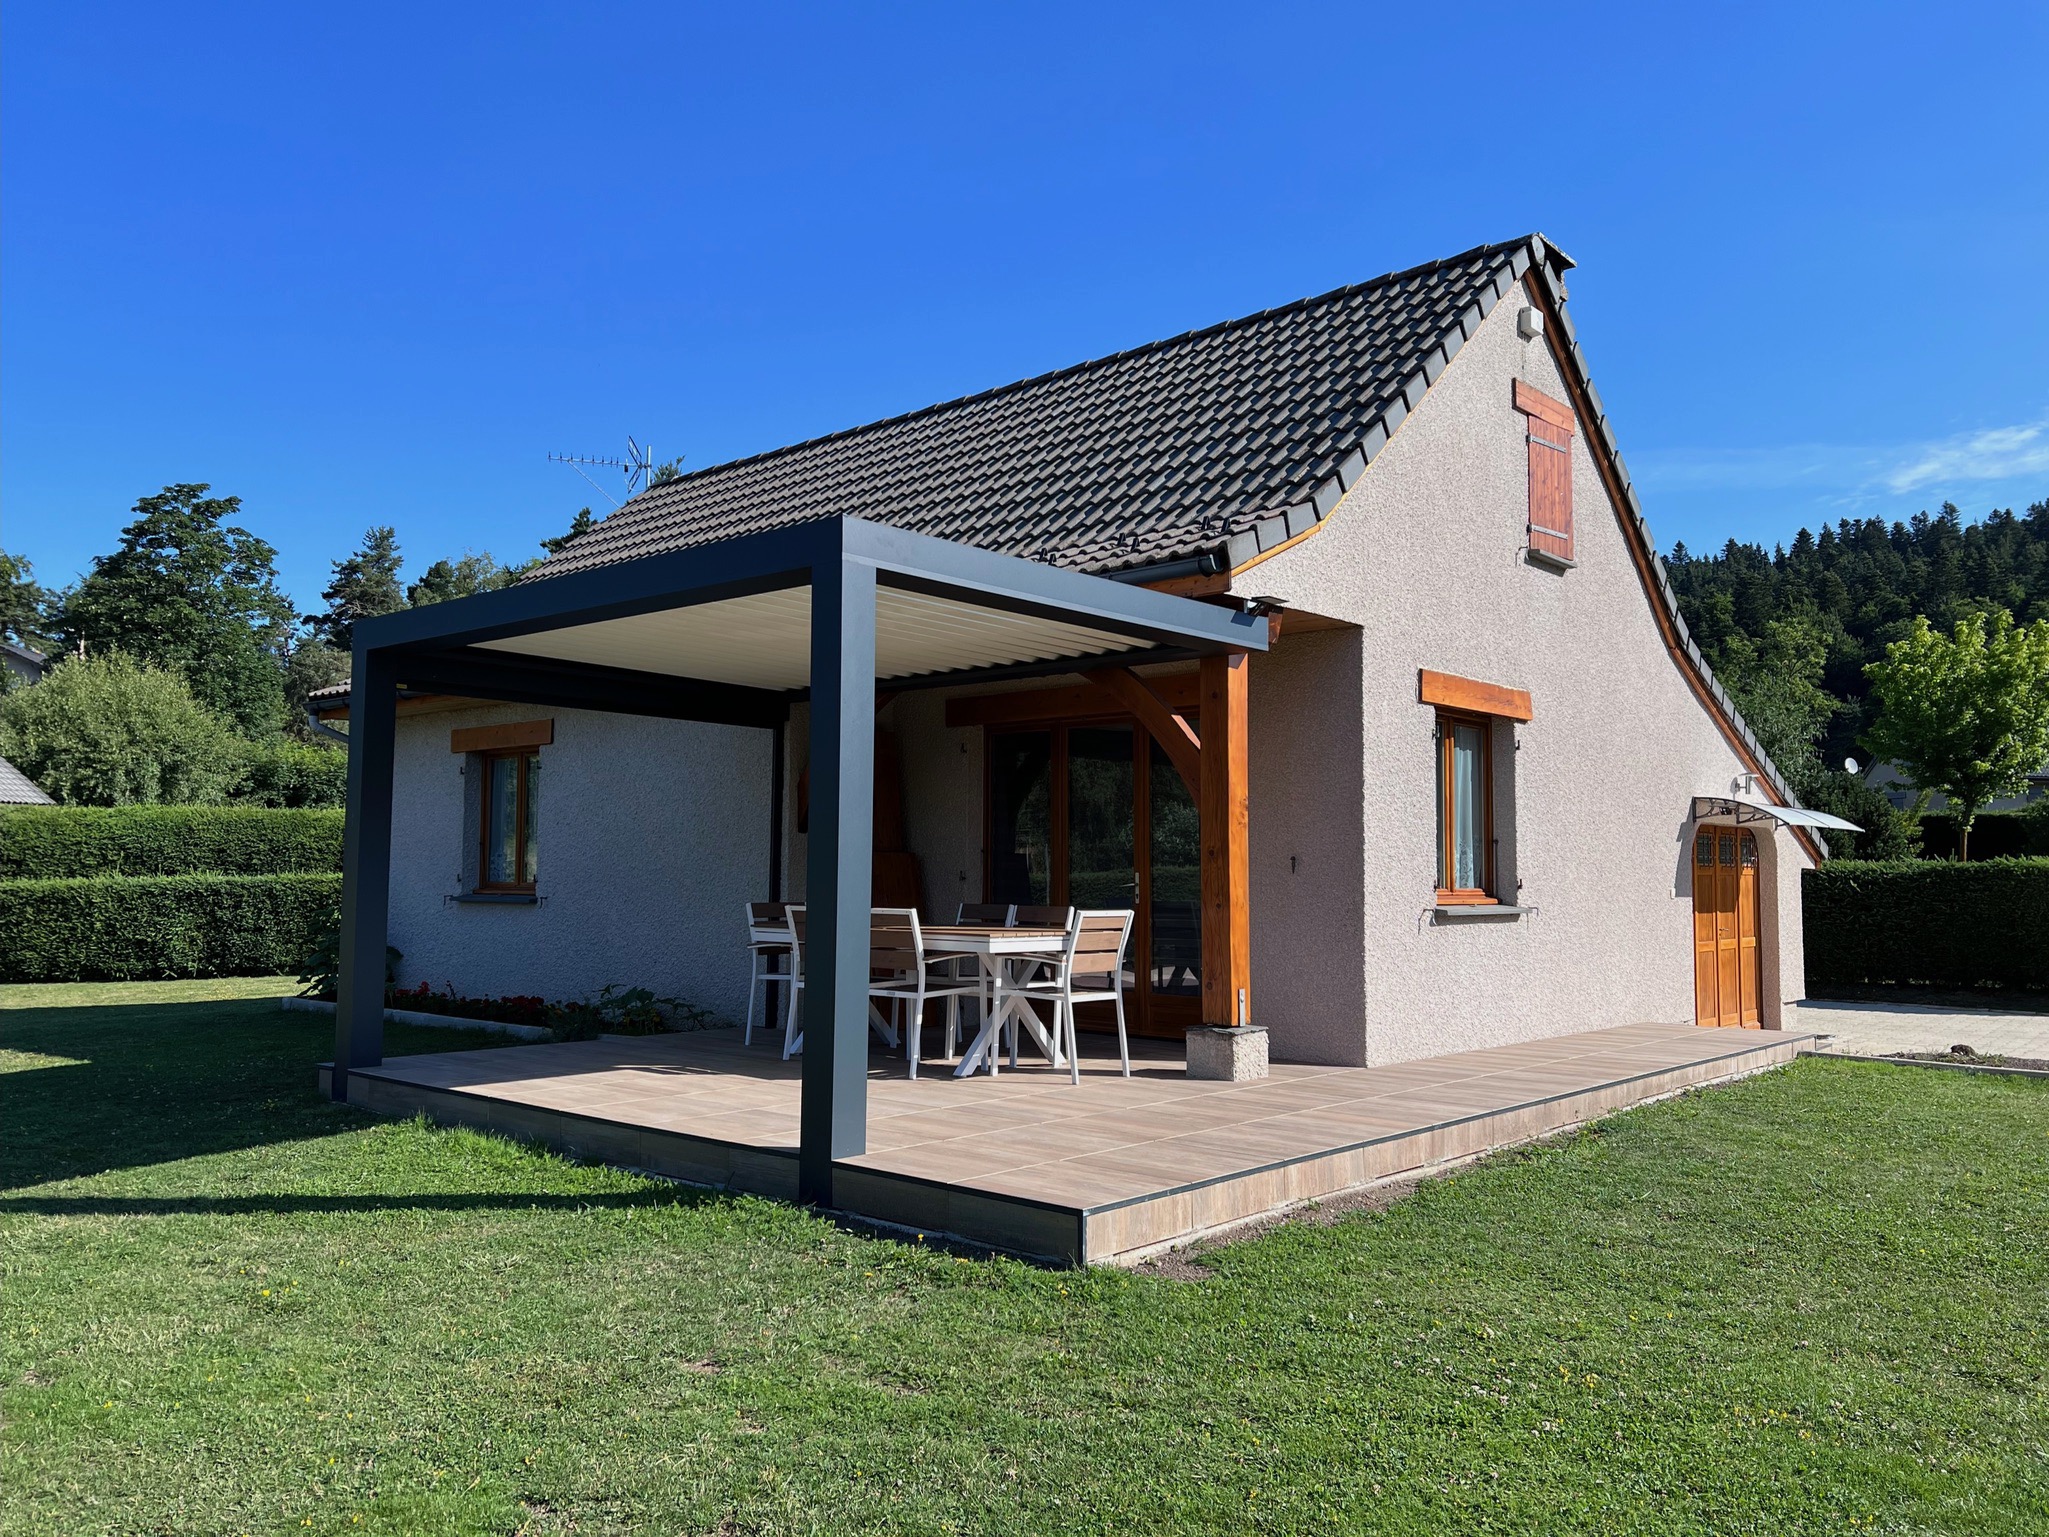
[332,647,398,1099]
[1199,650,1251,1028]
[799,548,877,1204]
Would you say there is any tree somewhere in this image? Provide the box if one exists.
[1716,611,1914,858]
[1863,609,2049,859]
[1714,614,1838,784]
[0,651,245,805]
[310,526,405,649]
[407,551,514,607]
[1668,496,2049,767]
[56,485,294,736]
[1,550,58,655]
[538,507,596,556]
[282,635,352,735]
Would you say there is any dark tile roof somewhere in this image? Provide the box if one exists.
[533,236,1568,581]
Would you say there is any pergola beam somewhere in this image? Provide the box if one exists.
[329,513,1268,1206]
[800,545,877,1201]
[332,649,398,1096]
[396,647,790,729]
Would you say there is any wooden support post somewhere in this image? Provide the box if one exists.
[1199,650,1251,1028]
[798,551,875,1206]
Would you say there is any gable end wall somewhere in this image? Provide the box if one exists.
[1247,284,1809,1065]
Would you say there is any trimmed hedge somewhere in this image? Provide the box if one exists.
[1804,858,2049,992]
[0,805,343,878]
[0,874,341,982]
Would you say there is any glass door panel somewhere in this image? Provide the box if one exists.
[1147,738,1201,998]
[1067,724,1138,1000]
[989,731,1053,906]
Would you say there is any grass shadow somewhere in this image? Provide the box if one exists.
[0,994,509,1190]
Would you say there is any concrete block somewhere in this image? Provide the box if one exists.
[1187,1026,1269,1082]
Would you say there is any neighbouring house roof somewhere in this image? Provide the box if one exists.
[1,639,49,674]
[531,236,1568,582]
[0,755,54,805]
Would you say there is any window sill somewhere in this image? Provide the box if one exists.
[1525,548,1575,573]
[1432,903,1531,923]
[450,891,539,906]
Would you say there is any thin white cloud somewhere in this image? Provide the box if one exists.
[1882,414,2049,493]
[1631,409,2049,507]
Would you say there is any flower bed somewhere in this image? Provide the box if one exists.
[303,977,714,1042]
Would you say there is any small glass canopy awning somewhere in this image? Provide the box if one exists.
[1690,794,1861,833]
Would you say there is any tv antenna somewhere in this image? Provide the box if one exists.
[547,437,657,507]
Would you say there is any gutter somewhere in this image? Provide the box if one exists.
[1105,550,1222,585]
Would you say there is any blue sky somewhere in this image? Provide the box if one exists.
[6,2,2046,611]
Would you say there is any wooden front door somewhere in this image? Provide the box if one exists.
[1691,827,1760,1027]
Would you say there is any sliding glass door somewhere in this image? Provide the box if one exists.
[987,719,1199,1036]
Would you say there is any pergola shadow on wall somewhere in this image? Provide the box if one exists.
[334,515,1267,1205]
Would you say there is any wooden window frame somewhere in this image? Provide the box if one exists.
[476,746,539,894]
[1434,708,1496,905]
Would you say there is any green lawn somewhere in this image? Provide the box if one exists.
[2,984,2044,1536]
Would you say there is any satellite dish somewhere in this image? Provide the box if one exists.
[1844,757,1861,775]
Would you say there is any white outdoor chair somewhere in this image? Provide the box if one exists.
[955,903,1015,925]
[944,903,1015,1025]
[1000,909,1134,1083]
[742,901,792,1047]
[779,907,916,1062]
[987,904,1074,1074]
[868,908,980,1079]
[780,906,809,1059]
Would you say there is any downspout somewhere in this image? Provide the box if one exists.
[306,711,350,747]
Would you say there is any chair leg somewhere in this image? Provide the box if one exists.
[743,963,756,1047]
[1114,987,1131,1077]
[1065,994,1080,1085]
[908,987,923,1080]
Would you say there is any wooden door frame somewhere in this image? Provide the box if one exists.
[980,715,1201,1038]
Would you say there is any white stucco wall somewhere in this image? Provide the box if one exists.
[1248,281,1814,1064]
[385,702,773,1023]
[1248,628,1370,1064]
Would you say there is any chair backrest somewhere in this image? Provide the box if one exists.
[955,902,1015,926]
[1012,904,1073,932]
[1066,909,1134,991]
[747,900,790,943]
[870,907,923,978]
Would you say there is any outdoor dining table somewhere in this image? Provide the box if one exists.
[918,924,1071,1077]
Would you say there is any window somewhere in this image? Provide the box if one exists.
[1434,711,1493,903]
[478,748,539,891]
[1513,379,1575,564]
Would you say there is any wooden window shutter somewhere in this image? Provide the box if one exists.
[1514,379,1575,563]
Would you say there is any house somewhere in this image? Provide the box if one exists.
[315,235,1851,1224]
[0,756,55,805]
[1,640,49,692]
[1865,757,2049,814]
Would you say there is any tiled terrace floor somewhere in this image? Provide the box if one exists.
[331,1021,1814,1263]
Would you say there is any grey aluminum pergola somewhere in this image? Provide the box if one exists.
[332,515,1267,1206]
